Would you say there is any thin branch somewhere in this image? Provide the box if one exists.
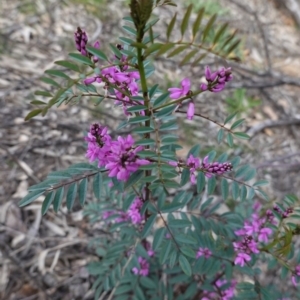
[175,110,233,133]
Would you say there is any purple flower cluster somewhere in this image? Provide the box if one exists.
[170,155,232,185]
[77,30,140,114]
[233,210,273,267]
[86,124,149,181]
[292,265,300,286]
[196,247,212,259]
[74,27,88,56]
[202,279,236,300]
[127,197,144,224]
[132,257,150,276]
[102,197,144,225]
[168,78,191,99]
[273,205,293,219]
[84,66,140,115]
[201,66,233,93]
[132,242,154,277]
[201,156,233,178]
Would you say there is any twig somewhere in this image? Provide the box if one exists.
[247,119,300,137]
[175,110,233,133]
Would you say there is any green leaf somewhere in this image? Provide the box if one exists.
[93,173,102,199]
[167,45,188,58]
[217,129,224,144]
[159,240,172,264]
[179,254,192,276]
[109,43,123,58]
[240,185,247,201]
[68,53,93,66]
[192,7,205,40]
[122,25,137,36]
[19,190,44,207]
[130,41,147,49]
[153,227,166,251]
[197,172,205,194]
[224,112,237,125]
[226,39,241,55]
[124,170,143,189]
[230,118,245,130]
[176,235,197,245]
[232,181,239,200]
[221,178,229,200]
[202,14,217,42]
[235,165,250,179]
[86,45,108,61]
[213,23,228,44]
[187,144,200,157]
[233,132,250,140]
[132,126,154,134]
[78,178,88,206]
[207,177,216,195]
[135,138,156,146]
[25,109,42,121]
[40,77,60,87]
[253,180,268,187]
[142,214,156,238]
[115,285,132,295]
[41,192,55,215]
[54,60,80,72]
[191,53,207,67]
[243,168,256,181]
[45,69,70,79]
[255,188,269,201]
[144,43,163,57]
[66,183,77,210]
[161,201,185,213]
[153,92,170,108]
[227,133,234,147]
[127,105,147,112]
[179,49,198,66]
[167,13,177,41]
[168,219,191,228]
[34,90,52,97]
[156,43,175,56]
[169,250,178,269]
[129,116,151,124]
[149,84,159,98]
[181,247,195,259]
[180,168,190,186]
[53,187,64,212]
[160,120,177,131]
[140,276,156,289]
[181,4,193,37]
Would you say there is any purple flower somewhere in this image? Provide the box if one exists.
[127,197,144,224]
[105,135,150,182]
[74,27,88,56]
[196,247,212,259]
[84,77,97,85]
[234,252,251,267]
[92,40,101,62]
[168,78,191,99]
[187,154,200,184]
[201,66,232,93]
[292,265,300,286]
[201,156,233,178]
[132,257,150,276]
[258,227,272,243]
[168,161,178,167]
[187,102,195,120]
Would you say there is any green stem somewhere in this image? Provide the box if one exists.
[137,30,152,209]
